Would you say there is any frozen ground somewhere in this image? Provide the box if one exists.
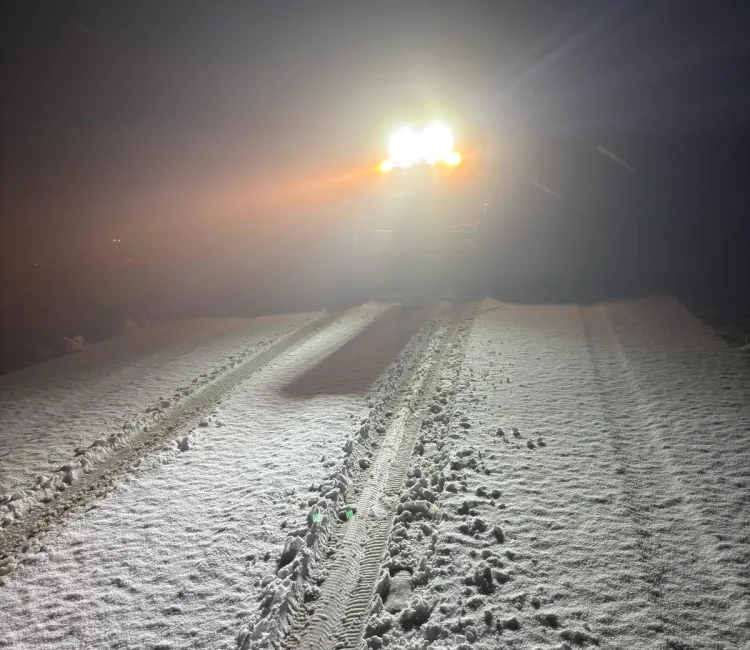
[357,297,749,650]
[0,302,412,648]
[0,313,318,497]
[0,297,748,650]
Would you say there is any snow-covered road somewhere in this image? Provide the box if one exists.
[0,297,747,650]
[405,297,749,650]
[0,314,319,496]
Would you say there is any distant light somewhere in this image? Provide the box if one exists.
[380,159,396,173]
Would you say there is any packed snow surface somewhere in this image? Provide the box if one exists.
[0,296,748,650]
[360,296,749,650]
[0,314,317,496]
[0,303,390,648]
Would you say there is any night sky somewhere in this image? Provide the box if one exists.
[2,1,749,353]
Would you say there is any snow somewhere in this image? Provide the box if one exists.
[1,296,748,650]
[0,314,318,499]
[361,296,749,649]
[0,303,390,649]
[58,335,88,354]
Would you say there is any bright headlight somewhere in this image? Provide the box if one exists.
[388,128,420,168]
[421,122,455,163]
[382,123,461,171]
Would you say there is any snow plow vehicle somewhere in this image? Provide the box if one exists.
[354,122,492,297]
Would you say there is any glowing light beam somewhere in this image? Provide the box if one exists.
[596,145,635,172]
[530,179,562,199]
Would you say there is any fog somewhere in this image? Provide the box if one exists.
[2,0,749,372]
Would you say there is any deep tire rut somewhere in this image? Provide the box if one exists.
[291,302,476,650]
[0,312,340,575]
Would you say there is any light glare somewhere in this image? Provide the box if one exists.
[388,128,420,167]
[445,151,462,166]
[421,123,455,163]
[384,123,460,168]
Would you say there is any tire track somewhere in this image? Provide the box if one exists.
[0,312,341,577]
[236,302,446,650]
[580,304,739,648]
[291,302,476,650]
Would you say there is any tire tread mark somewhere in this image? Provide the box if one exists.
[0,312,342,569]
[293,302,475,650]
